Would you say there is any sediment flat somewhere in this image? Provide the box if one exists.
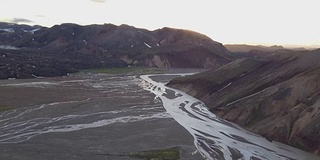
[0,72,203,160]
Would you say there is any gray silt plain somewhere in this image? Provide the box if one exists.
[0,73,204,160]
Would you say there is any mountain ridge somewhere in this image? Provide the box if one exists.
[0,22,231,79]
[224,44,285,53]
[167,49,320,155]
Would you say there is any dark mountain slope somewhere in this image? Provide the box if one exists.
[167,49,320,155]
[0,22,41,33]
[0,22,231,79]
[0,48,126,79]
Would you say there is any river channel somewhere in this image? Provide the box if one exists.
[0,72,319,160]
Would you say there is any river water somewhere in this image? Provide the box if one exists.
[141,74,320,160]
[0,73,319,160]
[0,73,201,160]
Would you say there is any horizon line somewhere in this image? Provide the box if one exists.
[1,21,319,49]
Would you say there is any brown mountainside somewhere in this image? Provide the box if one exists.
[0,23,231,79]
[167,49,320,155]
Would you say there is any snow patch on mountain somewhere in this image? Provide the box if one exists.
[0,28,15,33]
[144,42,152,48]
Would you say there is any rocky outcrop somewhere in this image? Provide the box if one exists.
[167,49,320,155]
[0,23,231,79]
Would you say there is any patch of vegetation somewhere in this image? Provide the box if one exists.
[130,147,180,160]
[78,66,165,75]
[0,105,13,112]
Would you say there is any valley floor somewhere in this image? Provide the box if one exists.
[1,69,319,160]
[0,71,203,160]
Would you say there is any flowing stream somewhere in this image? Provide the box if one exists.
[0,73,319,160]
[140,74,320,160]
[0,73,205,160]
[0,75,172,144]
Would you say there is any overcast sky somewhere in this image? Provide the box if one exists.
[1,0,319,47]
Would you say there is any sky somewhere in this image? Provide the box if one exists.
[0,0,319,47]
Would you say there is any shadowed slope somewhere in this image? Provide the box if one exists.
[167,49,320,155]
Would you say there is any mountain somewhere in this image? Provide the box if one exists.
[0,23,231,79]
[223,44,288,60]
[225,44,285,53]
[167,49,320,155]
[0,22,41,33]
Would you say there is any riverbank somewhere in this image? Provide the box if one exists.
[142,74,320,160]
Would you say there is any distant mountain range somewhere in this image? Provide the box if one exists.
[224,44,286,52]
[224,44,314,53]
[0,22,231,79]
